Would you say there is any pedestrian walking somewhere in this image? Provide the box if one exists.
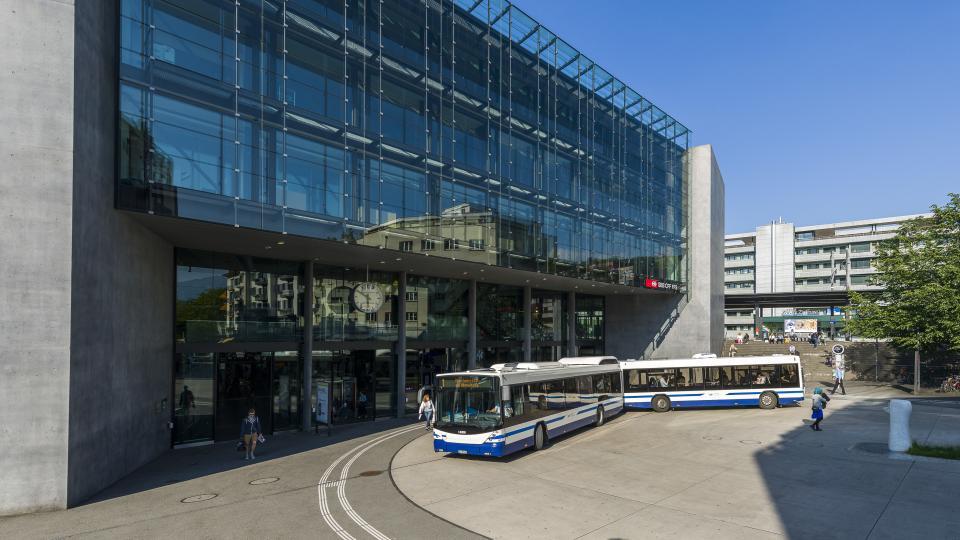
[788,343,797,356]
[418,394,435,430]
[729,342,738,357]
[831,354,847,395]
[810,387,830,431]
[240,408,262,460]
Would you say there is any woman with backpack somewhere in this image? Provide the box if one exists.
[810,387,830,431]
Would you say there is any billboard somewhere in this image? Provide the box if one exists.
[784,319,818,333]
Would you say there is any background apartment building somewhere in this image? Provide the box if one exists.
[723,214,930,337]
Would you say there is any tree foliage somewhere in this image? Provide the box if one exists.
[846,193,960,353]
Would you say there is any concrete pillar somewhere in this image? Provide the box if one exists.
[396,271,407,417]
[566,291,577,357]
[468,279,477,369]
[301,261,314,432]
[523,286,532,362]
[754,302,762,338]
[888,399,912,452]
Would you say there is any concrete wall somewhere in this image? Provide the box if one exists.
[0,0,76,515]
[606,145,725,359]
[755,222,795,293]
[67,0,174,506]
[0,0,173,515]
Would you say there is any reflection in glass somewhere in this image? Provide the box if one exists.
[119,0,689,289]
[176,250,302,343]
[174,353,215,444]
[313,266,398,341]
[405,275,469,341]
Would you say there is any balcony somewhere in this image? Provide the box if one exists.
[724,258,754,269]
[795,267,833,279]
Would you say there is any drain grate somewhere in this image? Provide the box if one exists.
[181,494,218,503]
[702,435,723,441]
[358,470,383,477]
[249,477,280,485]
[739,439,762,445]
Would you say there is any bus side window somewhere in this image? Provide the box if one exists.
[627,369,641,391]
[756,365,776,388]
[779,364,799,386]
[564,378,580,409]
[611,371,622,393]
[545,380,564,410]
[505,384,528,426]
[717,366,734,390]
[578,376,597,404]
[703,367,721,388]
[676,367,703,389]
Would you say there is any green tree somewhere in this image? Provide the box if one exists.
[846,193,960,392]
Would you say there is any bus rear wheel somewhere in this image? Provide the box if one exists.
[652,395,671,413]
[759,391,778,410]
[595,405,606,427]
[533,423,547,451]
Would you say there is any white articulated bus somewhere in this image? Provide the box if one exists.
[621,354,804,412]
[432,357,623,457]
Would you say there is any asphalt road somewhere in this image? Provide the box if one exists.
[0,423,482,539]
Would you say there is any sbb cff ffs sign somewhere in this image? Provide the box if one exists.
[644,278,681,292]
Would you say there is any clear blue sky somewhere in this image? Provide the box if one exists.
[517,0,960,233]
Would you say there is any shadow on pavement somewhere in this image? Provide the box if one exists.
[85,418,416,506]
[753,396,960,539]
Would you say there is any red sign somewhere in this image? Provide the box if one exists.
[643,277,682,292]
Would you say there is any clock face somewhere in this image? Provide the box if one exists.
[353,282,385,314]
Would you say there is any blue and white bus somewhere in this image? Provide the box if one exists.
[621,354,804,411]
[432,357,623,457]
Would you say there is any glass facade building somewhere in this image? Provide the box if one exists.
[118,0,688,286]
[120,0,691,446]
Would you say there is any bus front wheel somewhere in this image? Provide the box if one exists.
[652,395,671,413]
[595,405,606,427]
[759,391,778,410]
[534,423,547,451]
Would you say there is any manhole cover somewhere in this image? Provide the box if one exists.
[358,470,383,477]
[249,477,279,485]
[739,440,762,445]
[702,435,723,441]
[181,494,217,503]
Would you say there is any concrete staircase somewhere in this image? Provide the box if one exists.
[724,340,836,383]
[723,339,907,384]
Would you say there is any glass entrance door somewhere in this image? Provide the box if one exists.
[312,350,379,424]
[404,348,465,414]
[272,352,301,432]
[215,352,271,441]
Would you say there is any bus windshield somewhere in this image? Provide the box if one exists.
[435,375,501,433]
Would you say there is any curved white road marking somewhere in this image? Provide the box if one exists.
[337,427,421,540]
[318,425,423,540]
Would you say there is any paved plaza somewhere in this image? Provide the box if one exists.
[393,387,960,539]
[1,387,958,539]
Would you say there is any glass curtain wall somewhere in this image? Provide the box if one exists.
[176,250,303,343]
[575,294,605,354]
[313,265,399,341]
[531,290,565,362]
[119,0,689,289]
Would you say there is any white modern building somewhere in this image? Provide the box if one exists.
[723,214,930,337]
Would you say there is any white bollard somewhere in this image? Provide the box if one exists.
[888,399,913,452]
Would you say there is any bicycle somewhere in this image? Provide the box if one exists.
[938,376,960,393]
